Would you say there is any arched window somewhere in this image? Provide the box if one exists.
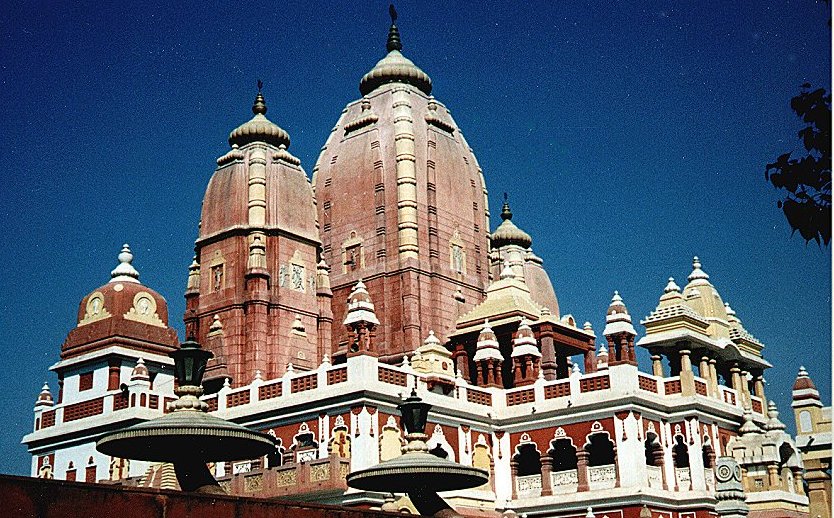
[514,443,542,476]
[645,433,663,466]
[266,439,285,468]
[799,411,813,433]
[672,436,689,468]
[549,438,577,472]
[586,433,615,466]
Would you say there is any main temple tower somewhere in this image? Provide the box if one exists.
[312,9,491,361]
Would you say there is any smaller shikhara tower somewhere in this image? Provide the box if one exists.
[312,9,491,361]
[184,88,332,388]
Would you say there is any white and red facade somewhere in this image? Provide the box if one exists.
[22,14,811,518]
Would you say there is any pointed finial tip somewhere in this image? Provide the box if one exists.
[252,82,267,115]
[385,4,402,52]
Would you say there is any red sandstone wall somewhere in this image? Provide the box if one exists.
[1,475,397,518]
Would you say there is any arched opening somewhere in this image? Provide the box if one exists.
[672,436,689,468]
[586,433,615,467]
[549,438,577,472]
[266,439,285,468]
[514,443,542,476]
[513,442,542,497]
[645,432,663,466]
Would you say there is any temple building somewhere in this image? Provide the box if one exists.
[22,10,824,518]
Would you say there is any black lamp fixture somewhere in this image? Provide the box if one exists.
[169,339,213,388]
[397,388,431,435]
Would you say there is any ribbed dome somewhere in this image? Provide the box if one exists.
[228,91,290,148]
[360,50,432,96]
[491,200,532,249]
[358,16,432,96]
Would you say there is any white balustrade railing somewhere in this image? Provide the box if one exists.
[675,467,691,491]
[646,465,663,489]
[550,469,578,494]
[588,464,616,490]
[515,474,542,497]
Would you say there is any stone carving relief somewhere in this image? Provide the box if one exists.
[123,292,165,327]
[78,291,111,327]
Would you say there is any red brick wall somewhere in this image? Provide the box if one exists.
[1,475,398,518]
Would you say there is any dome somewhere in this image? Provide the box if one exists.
[228,90,290,148]
[491,200,532,249]
[62,245,178,359]
[522,251,560,317]
[358,13,432,96]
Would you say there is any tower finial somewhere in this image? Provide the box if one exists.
[386,4,402,52]
[252,80,267,116]
[501,193,512,221]
[111,243,140,283]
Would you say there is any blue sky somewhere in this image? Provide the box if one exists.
[0,1,830,476]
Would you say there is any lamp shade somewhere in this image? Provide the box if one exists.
[397,389,431,434]
[169,340,213,388]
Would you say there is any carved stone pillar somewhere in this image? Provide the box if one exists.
[539,324,557,381]
[740,370,752,409]
[753,374,765,401]
[699,356,711,394]
[453,344,469,380]
[791,467,804,494]
[584,348,598,374]
[679,349,695,396]
[709,359,719,399]
[510,459,519,500]
[494,360,504,387]
[651,354,664,377]
[613,446,621,488]
[730,364,744,408]
[576,450,590,492]
[766,463,780,489]
[540,455,553,496]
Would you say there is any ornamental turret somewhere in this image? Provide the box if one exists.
[510,319,541,386]
[312,6,490,362]
[35,383,53,409]
[602,291,637,366]
[186,85,325,388]
[639,257,771,405]
[472,320,503,388]
[343,280,379,356]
